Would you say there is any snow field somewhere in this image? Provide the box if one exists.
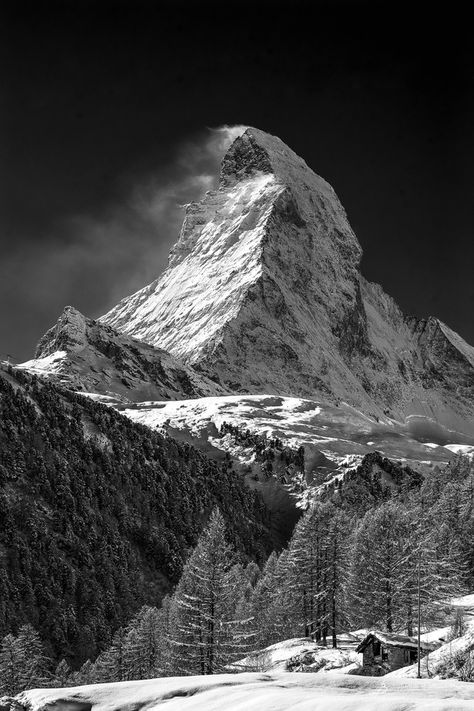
[18,672,474,711]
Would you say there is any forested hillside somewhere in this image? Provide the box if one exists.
[0,365,272,666]
[6,454,472,694]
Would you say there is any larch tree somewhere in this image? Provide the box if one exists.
[0,634,19,696]
[0,625,51,695]
[168,508,249,675]
[347,501,413,633]
[323,506,351,647]
[248,551,281,649]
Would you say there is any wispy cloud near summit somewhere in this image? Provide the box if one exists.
[2,125,249,358]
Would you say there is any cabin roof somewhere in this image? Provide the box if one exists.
[356,630,438,653]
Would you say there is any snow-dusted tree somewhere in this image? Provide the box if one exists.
[408,508,468,631]
[0,634,19,696]
[248,551,280,648]
[347,501,413,632]
[12,624,50,692]
[0,625,51,694]
[123,604,172,680]
[52,658,72,687]
[323,506,351,647]
[277,502,349,644]
[93,626,128,682]
[74,659,95,685]
[282,505,327,640]
[168,508,249,674]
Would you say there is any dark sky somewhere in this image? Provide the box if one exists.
[1,0,473,361]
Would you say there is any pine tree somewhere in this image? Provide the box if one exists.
[168,509,249,674]
[278,503,341,643]
[0,626,50,695]
[74,659,95,685]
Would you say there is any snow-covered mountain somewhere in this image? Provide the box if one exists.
[18,305,223,402]
[101,127,474,437]
[20,127,474,445]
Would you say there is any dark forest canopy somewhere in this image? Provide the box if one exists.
[0,365,272,664]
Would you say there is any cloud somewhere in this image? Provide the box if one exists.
[1,125,249,359]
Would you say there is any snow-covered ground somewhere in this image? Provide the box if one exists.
[16,672,474,711]
[120,394,469,480]
[231,636,361,673]
[388,599,474,680]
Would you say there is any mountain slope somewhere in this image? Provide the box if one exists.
[101,128,474,436]
[0,364,270,664]
[18,306,224,402]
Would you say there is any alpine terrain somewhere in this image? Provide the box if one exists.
[18,127,474,490]
[3,127,474,707]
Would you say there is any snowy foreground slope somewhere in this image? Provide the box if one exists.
[16,672,474,711]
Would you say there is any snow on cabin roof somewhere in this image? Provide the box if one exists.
[356,631,439,653]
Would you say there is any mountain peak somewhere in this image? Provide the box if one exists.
[220,128,335,198]
[220,128,272,184]
[96,128,474,434]
[36,305,87,358]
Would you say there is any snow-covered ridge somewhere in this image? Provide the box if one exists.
[17,306,224,402]
[120,394,468,481]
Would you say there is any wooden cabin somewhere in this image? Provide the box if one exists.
[356,631,438,675]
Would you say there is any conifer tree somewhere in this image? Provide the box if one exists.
[0,625,50,695]
[75,659,95,685]
[168,508,248,674]
[323,507,351,647]
[248,551,281,649]
[284,506,324,640]
[347,502,412,632]
[13,624,50,692]
[122,605,165,680]
[0,634,19,696]
[93,627,128,682]
[52,659,72,687]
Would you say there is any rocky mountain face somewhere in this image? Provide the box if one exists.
[100,128,474,436]
[19,305,223,402]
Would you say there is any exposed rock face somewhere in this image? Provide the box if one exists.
[101,128,474,435]
[21,306,224,402]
